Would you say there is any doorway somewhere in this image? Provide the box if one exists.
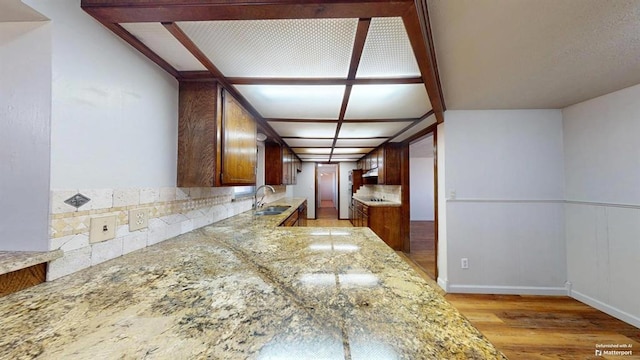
[315,163,339,220]
[407,134,437,279]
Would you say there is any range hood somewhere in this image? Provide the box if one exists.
[362,168,379,178]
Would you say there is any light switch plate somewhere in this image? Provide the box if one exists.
[129,209,149,231]
[90,215,117,243]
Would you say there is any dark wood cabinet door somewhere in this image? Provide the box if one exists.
[221,91,257,185]
[265,142,283,185]
[382,143,401,185]
[177,81,219,187]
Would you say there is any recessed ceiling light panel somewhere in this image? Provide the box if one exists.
[178,18,358,78]
[356,17,421,78]
[284,138,334,147]
[269,122,337,138]
[236,85,345,119]
[339,122,414,138]
[335,138,386,148]
[345,84,431,119]
[121,22,206,71]
[332,148,373,154]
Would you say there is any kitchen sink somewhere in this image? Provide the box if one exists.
[254,205,291,216]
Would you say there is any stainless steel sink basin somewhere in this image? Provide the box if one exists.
[254,205,291,216]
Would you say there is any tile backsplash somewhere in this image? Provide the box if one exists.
[354,185,402,202]
[48,186,287,280]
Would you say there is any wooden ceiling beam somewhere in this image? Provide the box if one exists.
[402,2,445,123]
[266,118,419,123]
[163,22,295,155]
[81,1,412,23]
[387,109,434,140]
[94,22,179,78]
[226,76,424,85]
[329,17,371,162]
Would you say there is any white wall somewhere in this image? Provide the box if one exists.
[563,83,640,327]
[26,0,179,189]
[442,110,567,294]
[410,157,434,220]
[339,162,356,219]
[320,174,334,201]
[0,21,51,251]
[293,162,316,219]
[436,123,448,290]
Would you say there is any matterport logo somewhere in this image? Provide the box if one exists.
[595,343,633,357]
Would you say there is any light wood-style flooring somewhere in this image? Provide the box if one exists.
[406,220,436,279]
[306,200,352,227]
[445,294,640,359]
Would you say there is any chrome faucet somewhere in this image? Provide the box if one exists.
[254,185,275,209]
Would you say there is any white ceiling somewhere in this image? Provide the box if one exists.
[429,0,640,109]
[0,0,47,22]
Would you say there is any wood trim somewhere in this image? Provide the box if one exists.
[415,0,445,114]
[402,5,445,123]
[403,121,438,144]
[227,77,423,85]
[330,18,370,161]
[314,163,318,220]
[177,71,218,81]
[0,263,47,297]
[400,142,411,252]
[282,136,388,140]
[386,109,435,141]
[91,21,179,78]
[266,118,421,123]
[81,1,413,23]
[266,119,339,123]
[164,22,298,157]
[432,125,439,279]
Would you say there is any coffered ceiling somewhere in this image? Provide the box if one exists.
[81,0,442,163]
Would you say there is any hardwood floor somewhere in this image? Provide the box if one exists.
[445,294,640,360]
[306,205,352,227]
[406,220,436,279]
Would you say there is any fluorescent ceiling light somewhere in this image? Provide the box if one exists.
[237,85,345,119]
[345,84,431,119]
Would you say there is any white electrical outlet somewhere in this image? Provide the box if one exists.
[461,258,469,269]
[90,215,117,243]
[129,209,149,231]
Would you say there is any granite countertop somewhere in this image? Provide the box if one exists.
[0,250,63,276]
[352,196,402,207]
[0,197,505,359]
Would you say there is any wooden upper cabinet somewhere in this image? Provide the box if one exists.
[265,142,298,185]
[370,149,379,169]
[177,81,256,187]
[221,91,257,185]
[378,143,401,185]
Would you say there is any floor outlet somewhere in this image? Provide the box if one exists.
[461,258,469,269]
[90,215,117,243]
[129,209,149,231]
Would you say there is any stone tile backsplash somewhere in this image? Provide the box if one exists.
[354,185,402,202]
[47,186,287,281]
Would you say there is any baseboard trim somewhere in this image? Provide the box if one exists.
[447,284,568,296]
[570,290,640,328]
[437,277,448,292]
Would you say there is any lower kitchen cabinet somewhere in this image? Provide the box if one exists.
[281,200,307,227]
[351,199,401,250]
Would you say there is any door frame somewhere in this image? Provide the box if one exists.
[403,124,438,280]
[314,163,340,220]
